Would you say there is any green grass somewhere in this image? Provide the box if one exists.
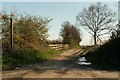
[74,45,81,49]
[2,43,79,70]
[2,48,60,70]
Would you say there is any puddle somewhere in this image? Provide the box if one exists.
[79,57,87,61]
[77,57,91,65]
[78,62,91,65]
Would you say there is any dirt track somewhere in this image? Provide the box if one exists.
[2,49,119,78]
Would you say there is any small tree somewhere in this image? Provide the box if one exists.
[60,21,81,47]
[1,12,52,53]
[76,2,116,45]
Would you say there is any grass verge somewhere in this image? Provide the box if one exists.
[85,37,120,71]
[2,48,60,70]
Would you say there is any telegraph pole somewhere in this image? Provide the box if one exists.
[10,14,13,49]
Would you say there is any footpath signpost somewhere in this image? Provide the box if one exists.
[10,14,13,49]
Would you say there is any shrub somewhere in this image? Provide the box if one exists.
[2,48,59,70]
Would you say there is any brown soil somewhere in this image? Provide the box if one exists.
[2,49,119,78]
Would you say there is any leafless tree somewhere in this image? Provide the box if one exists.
[76,2,116,45]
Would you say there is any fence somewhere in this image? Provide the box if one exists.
[48,44,68,50]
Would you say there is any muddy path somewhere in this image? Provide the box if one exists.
[2,49,119,78]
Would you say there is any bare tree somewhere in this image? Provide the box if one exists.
[110,24,120,39]
[76,2,116,45]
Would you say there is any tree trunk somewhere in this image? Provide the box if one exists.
[93,32,97,45]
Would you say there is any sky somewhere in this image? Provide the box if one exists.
[1,2,118,45]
